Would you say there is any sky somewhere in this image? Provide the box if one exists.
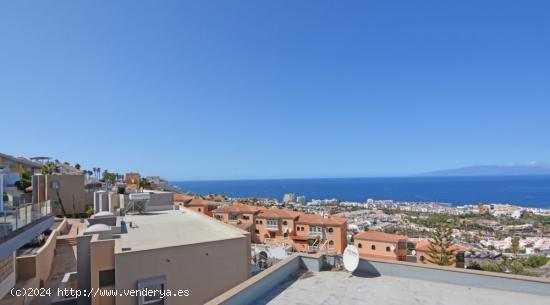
[1,1,549,181]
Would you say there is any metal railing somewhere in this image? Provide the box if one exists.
[0,201,52,240]
[266,225,279,231]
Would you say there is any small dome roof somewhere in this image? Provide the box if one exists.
[94,211,114,217]
[85,224,111,234]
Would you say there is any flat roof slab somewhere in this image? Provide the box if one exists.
[255,271,550,305]
[117,209,246,253]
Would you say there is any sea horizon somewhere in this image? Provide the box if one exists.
[171,175,550,208]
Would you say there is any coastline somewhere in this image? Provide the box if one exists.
[169,175,550,209]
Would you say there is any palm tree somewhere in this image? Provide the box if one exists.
[41,161,57,175]
[427,225,456,266]
[137,178,150,191]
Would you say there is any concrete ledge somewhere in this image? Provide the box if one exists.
[207,253,550,305]
[360,257,550,296]
[206,254,303,305]
[0,216,55,258]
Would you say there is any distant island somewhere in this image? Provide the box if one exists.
[419,163,550,177]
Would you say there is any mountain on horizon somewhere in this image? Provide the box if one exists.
[418,163,550,177]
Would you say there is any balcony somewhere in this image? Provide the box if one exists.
[308,232,324,239]
[266,225,279,231]
[1,201,52,239]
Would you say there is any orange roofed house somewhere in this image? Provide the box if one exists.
[291,213,348,254]
[354,231,408,261]
[212,201,263,237]
[414,240,467,268]
[174,194,218,216]
[213,202,348,254]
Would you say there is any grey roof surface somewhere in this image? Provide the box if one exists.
[116,208,246,253]
[255,271,550,305]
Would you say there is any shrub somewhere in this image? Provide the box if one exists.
[522,255,550,268]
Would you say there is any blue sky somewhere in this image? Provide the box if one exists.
[1,1,549,180]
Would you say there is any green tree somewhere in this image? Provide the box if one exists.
[101,170,116,184]
[511,236,520,255]
[427,225,456,266]
[15,172,32,192]
[41,161,58,175]
[138,178,151,191]
[75,163,81,170]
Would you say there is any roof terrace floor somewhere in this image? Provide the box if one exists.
[254,270,550,305]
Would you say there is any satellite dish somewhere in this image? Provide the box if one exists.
[343,245,360,273]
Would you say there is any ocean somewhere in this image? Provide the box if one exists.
[171,176,550,208]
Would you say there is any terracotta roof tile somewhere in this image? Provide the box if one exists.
[212,203,263,214]
[354,231,407,243]
[173,193,195,202]
[184,197,217,207]
[295,213,347,226]
[257,209,301,219]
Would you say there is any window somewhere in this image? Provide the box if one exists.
[198,208,202,212]
[283,232,288,239]
[215,215,223,220]
[282,220,288,226]
[143,283,164,304]
[420,255,426,262]
[243,215,250,220]
[358,243,362,248]
[371,244,376,250]
[386,246,391,252]
[99,269,115,287]
[255,229,259,234]
[310,226,322,234]
[328,240,335,248]
[137,276,166,305]
[327,227,334,234]
[229,214,238,221]
[266,219,278,228]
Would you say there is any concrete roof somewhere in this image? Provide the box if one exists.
[255,271,550,305]
[116,208,247,254]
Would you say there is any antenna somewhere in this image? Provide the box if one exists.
[343,245,360,273]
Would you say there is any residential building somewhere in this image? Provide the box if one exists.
[291,213,347,254]
[74,207,251,305]
[213,201,263,237]
[32,174,92,216]
[213,203,348,254]
[0,153,42,187]
[354,231,408,261]
[173,193,196,206]
[0,199,53,299]
[145,176,162,186]
[282,193,296,204]
[124,172,141,184]
[414,240,467,268]
[181,196,218,216]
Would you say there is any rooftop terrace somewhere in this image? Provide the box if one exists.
[206,254,550,305]
[116,208,247,253]
[256,270,549,305]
